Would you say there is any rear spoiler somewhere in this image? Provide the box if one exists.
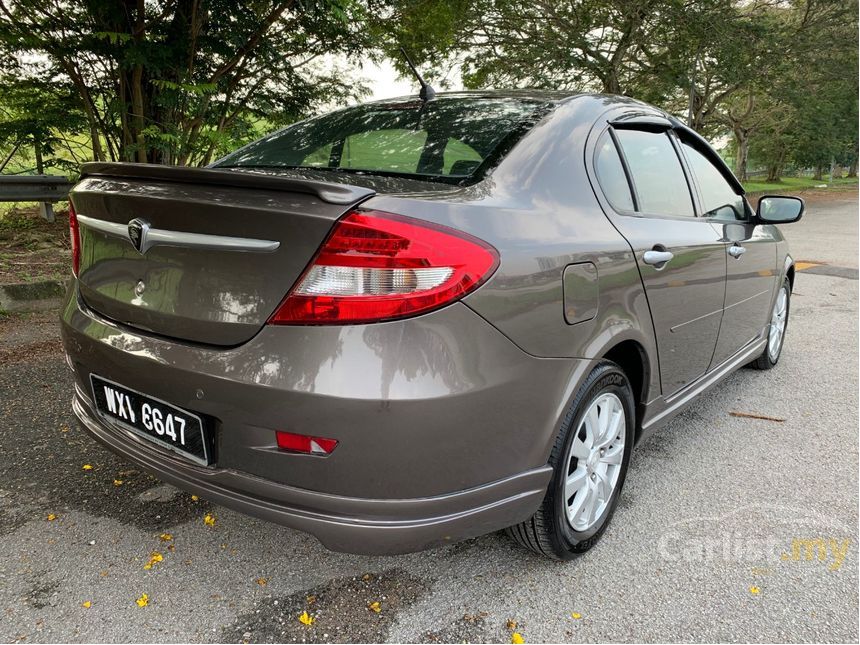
[79,162,375,205]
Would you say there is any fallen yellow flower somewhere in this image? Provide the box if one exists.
[191,495,199,501]
[82,464,93,471]
[113,479,124,486]
[368,601,382,613]
[136,593,149,607]
[298,611,315,626]
[143,552,164,570]
[511,632,525,644]
[159,533,173,542]
[82,601,92,608]
[256,577,268,586]
[571,612,582,620]
[203,514,216,526]
[46,514,57,521]
[749,586,761,595]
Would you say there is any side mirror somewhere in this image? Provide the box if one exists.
[756,195,804,224]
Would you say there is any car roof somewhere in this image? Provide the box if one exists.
[365,89,582,105]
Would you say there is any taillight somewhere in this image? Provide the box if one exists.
[69,202,81,277]
[269,209,499,325]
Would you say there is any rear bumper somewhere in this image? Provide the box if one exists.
[61,286,588,554]
[73,390,550,554]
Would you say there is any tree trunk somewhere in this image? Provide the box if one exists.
[34,139,44,174]
[733,128,749,182]
[848,160,858,178]
[766,165,782,183]
[812,164,824,181]
[832,164,844,179]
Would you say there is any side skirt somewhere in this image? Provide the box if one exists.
[637,334,767,443]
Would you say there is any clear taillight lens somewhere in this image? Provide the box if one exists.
[69,202,80,277]
[268,209,499,325]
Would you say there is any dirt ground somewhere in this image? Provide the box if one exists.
[0,206,71,285]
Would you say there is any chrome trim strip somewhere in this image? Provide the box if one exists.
[76,214,280,254]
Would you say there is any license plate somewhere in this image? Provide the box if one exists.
[90,374,210,465]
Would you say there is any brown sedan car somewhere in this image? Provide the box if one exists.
[62,91,803,559]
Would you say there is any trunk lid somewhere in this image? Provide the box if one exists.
[71,163,374,346]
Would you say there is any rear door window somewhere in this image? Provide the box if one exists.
[615,130,694,218]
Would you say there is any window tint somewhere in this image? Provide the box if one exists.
[682,142,747,220]
[595,132,634,211]
[615,130,694,217]
[216,97,553,184]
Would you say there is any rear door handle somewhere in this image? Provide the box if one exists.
[643,250,674,266]
[728,244,746,258]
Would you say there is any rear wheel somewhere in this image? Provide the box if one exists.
[507,361,635,559]
[750,278,790,370]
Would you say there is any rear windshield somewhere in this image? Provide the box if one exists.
[215,97,553,184]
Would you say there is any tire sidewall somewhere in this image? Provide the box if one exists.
[549,364,635,556]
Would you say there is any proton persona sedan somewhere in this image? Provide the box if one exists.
[61,91,803,559]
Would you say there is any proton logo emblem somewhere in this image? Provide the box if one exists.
[127,218,150,254]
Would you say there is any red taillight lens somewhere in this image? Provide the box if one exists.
[275,430,338,455]
[69,203,81,277]
[269,210,499,325]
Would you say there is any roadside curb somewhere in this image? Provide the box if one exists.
[0,279,68,313]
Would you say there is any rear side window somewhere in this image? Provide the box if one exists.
[615,130,694,218]
[681,142,747,220]
[215,97,553,185]
[594,132,634,211]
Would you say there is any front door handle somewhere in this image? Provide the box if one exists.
[643,249,674,266]
[728,244,746,258]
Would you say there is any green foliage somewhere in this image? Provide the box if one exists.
[0,0,373,166]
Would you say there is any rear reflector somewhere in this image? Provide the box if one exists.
[69,203,81,277]
[275,430,338,455]
[268,209,499,324]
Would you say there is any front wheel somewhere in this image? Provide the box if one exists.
[750,278,790,370]
[507,361,635,559]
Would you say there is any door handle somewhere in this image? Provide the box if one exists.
[643,249,674,266]
[728,244,746,258]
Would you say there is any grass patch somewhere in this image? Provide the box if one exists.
[743,176,858,194]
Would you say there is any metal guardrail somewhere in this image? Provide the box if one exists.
[0,175,74,221]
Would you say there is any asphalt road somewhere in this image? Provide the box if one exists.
[1,194,857,644]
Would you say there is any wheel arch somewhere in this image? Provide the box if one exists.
[601,339,651,438]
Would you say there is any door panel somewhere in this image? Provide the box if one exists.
[608,217,727,396]
[710,222,778,365]
[605,127,727,398]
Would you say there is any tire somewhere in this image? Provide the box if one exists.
[507,361,635,560]
[750,277,791,371]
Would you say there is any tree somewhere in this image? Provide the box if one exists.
[0,0,371,166]
[0,74,87,174]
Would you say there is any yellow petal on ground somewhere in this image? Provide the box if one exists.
[511,633,525,644]
[298,610,315,626]
[571,612,583,620]
[191,495,199,501]
[46,514,57,521]
[136,593,149,607]
[255,577,268,586]
[144,552,164,569]
[368,601,382,613]
[113,479,123,486]
[749,586,761,595]
[159,533,173,542]
[82,464,93,471]
[203,514,216,526]
[82,601,92,608]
